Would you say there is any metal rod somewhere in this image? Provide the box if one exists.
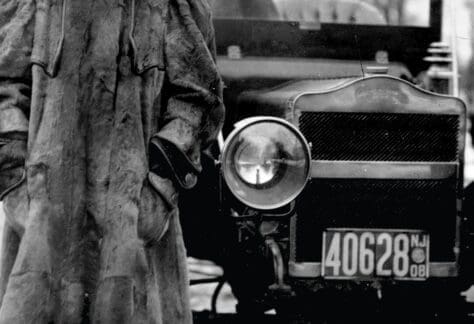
[211,278,226,315]
[189,277,224,286]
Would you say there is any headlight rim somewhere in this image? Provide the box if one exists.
[221,116,311,210]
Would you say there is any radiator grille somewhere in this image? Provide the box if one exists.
[293,179,457,263]
[298,112,460,162]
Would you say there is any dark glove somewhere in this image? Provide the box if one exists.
[149,136,199,189]
[138,172,179,244]
[0,139,26,200]
[0,138,26,168]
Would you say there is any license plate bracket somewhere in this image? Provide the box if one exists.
[322,228,429,280]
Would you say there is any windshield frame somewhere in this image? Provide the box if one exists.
[212,0,441,75]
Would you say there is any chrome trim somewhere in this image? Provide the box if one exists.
[289,262,458,278]
[429,262,459,277]
[289,262,322,278]
[290,75,467,117]
[221,116,311,210]
[266,238,291,291]
[310,161,458,179]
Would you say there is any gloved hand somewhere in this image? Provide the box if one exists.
[138,172,179,244]
[0,139,26,200]
[0,139,26,168]
[149,136,199,189]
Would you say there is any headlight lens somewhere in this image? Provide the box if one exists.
[234,135,279,186]
[222,117,310,210]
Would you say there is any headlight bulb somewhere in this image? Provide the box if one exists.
[234,135,279,186]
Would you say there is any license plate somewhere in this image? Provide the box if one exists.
[322,229,429,280]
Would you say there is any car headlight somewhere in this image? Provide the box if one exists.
[221,117,311,210]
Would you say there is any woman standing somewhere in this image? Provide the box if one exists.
[0,0,224,322]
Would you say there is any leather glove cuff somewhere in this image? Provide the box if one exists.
[149,136,200,189]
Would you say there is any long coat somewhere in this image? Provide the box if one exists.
[0,0,224,322]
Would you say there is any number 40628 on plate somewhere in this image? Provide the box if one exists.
[322,228,429,280]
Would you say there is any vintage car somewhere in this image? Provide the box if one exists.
[181,0,472,322]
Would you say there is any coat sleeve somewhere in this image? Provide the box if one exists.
[149,0,224,189]
[0,0,35,198]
